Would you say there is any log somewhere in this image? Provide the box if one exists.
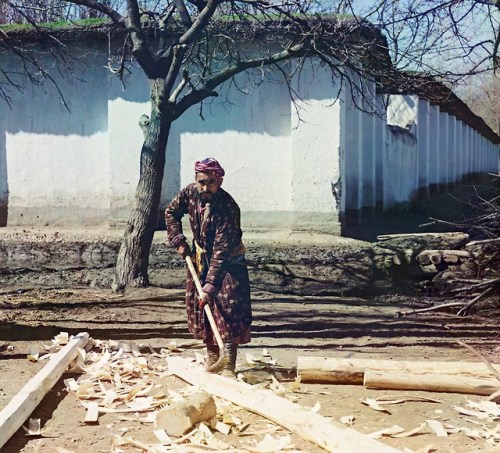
[364,369,500,396]
[418,249,472,266]
[154,391,217,436]
[167,356,401,453]
[297,357,500,384]
[0,332,89,449]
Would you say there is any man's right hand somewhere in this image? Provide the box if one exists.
[198,291,212,309]
[176,241,192,260]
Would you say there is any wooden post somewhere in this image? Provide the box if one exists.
[0,332,89,450]
[167,356,402,453]
[297,357,500,384]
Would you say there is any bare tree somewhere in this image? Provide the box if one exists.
[460,72,500,134]
[0,0,499,289]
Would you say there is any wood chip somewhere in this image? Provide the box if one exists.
[361,398,392,414]
[84,402,99,423]
[392,423,426,438]
[63,378,79,392]
[340,415,355,426]
[425,419,448,437]
[154,428,172,445]
[245,433,294,452]
[54,332,69,346]
[21,418,54,437]
[211,420,231,435]
[27,346,40,362]
[374,395,444,405]
[368,425,405,439]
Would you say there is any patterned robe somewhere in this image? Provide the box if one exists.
[165,183,252,344]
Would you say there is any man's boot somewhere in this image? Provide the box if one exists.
[205,343,220,372]
[221,342,237,379]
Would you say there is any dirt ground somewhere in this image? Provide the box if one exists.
[1,222,500,452]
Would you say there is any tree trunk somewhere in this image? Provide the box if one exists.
[113,83,171,290]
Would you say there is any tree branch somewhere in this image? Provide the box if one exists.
[169,69,190,103]
[178,0,219,46]
[163,44,188,96]
[65,0,124,25]
[172,42,307,119]
[173,0,193,30]
[124,0,158,78]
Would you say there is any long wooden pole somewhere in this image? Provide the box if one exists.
[167,356,402,453]
[364,369,500,396]
[297,357,500,384]
[0,332,89,449]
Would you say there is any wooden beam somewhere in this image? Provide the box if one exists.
[297,357,500,384]
[167,356,402,453]
[364,369,500,396]
[0,332,89,450]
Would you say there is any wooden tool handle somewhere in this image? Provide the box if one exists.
[185,256,224,350]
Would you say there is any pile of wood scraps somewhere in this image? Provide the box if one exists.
[3,333,500,452]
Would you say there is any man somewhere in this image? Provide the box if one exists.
[165,158,252,377]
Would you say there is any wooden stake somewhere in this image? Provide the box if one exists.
[167,356,402,453]
[364,369,500,396]
[297,357,500,384]
[0,332,89,449]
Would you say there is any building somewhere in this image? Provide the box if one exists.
[0,26,498,233]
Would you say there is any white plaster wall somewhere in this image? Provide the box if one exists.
[289,61,341,232]
[438,111,449,184]
[373,96,387,206]
[0,120,7,225]
[107,97,148,215]
[383,126,418,208]
[386,95,418,192]
[417,99,430,191]
[0,44,110,225]
[450,116,458,182]
[177,69,293,230]
[429,104,440,186]
[7,132,108,206]
[387,95,418,131]
[340,71,366,213]
[359,86,376,209]
[383,127,418,210]
[180,131,291,212]
[107,64,150,221]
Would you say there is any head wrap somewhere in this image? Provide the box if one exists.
[194,157,225,179]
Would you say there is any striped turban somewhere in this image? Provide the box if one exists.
[194,158,225,178]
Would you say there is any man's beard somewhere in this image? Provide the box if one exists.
[200,192,212,203]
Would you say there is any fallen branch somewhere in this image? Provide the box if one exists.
[466,237,500,247]
[397,302,466,316]
[445,278,499,294]
[0,332,90,450]
[445,331,500,385]
[456,287,493,316]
